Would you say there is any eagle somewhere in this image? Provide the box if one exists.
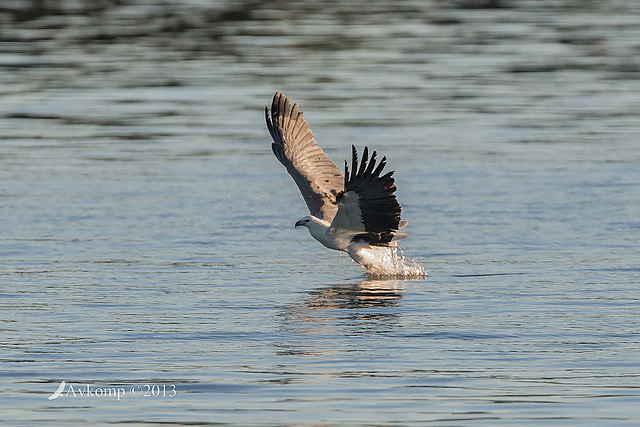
[265,92,413,272]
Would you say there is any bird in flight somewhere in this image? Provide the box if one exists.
[265,92,415,274]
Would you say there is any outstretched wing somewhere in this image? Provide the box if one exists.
[330,145,408,245]
[265,92,344,222]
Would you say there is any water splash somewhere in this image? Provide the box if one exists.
[352,245,427,279]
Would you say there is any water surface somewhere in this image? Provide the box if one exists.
[1,1,639,425]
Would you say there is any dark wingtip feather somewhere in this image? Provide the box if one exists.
[344,160,349,188]
[364,150,377,176]
[357,146,369,176]
[350,145,358,182]
[373,157,387,177]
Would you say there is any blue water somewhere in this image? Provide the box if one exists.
[1,1,639,425]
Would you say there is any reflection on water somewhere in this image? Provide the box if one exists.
[306,280,404,309]
[278,280,404,339]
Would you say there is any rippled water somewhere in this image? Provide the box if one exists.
[1,0,639,425]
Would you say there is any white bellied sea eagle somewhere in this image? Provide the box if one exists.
[265,92,414,273]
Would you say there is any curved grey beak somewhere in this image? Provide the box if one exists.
[294,220,303,228]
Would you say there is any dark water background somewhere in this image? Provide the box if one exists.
[1,0,639,425]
